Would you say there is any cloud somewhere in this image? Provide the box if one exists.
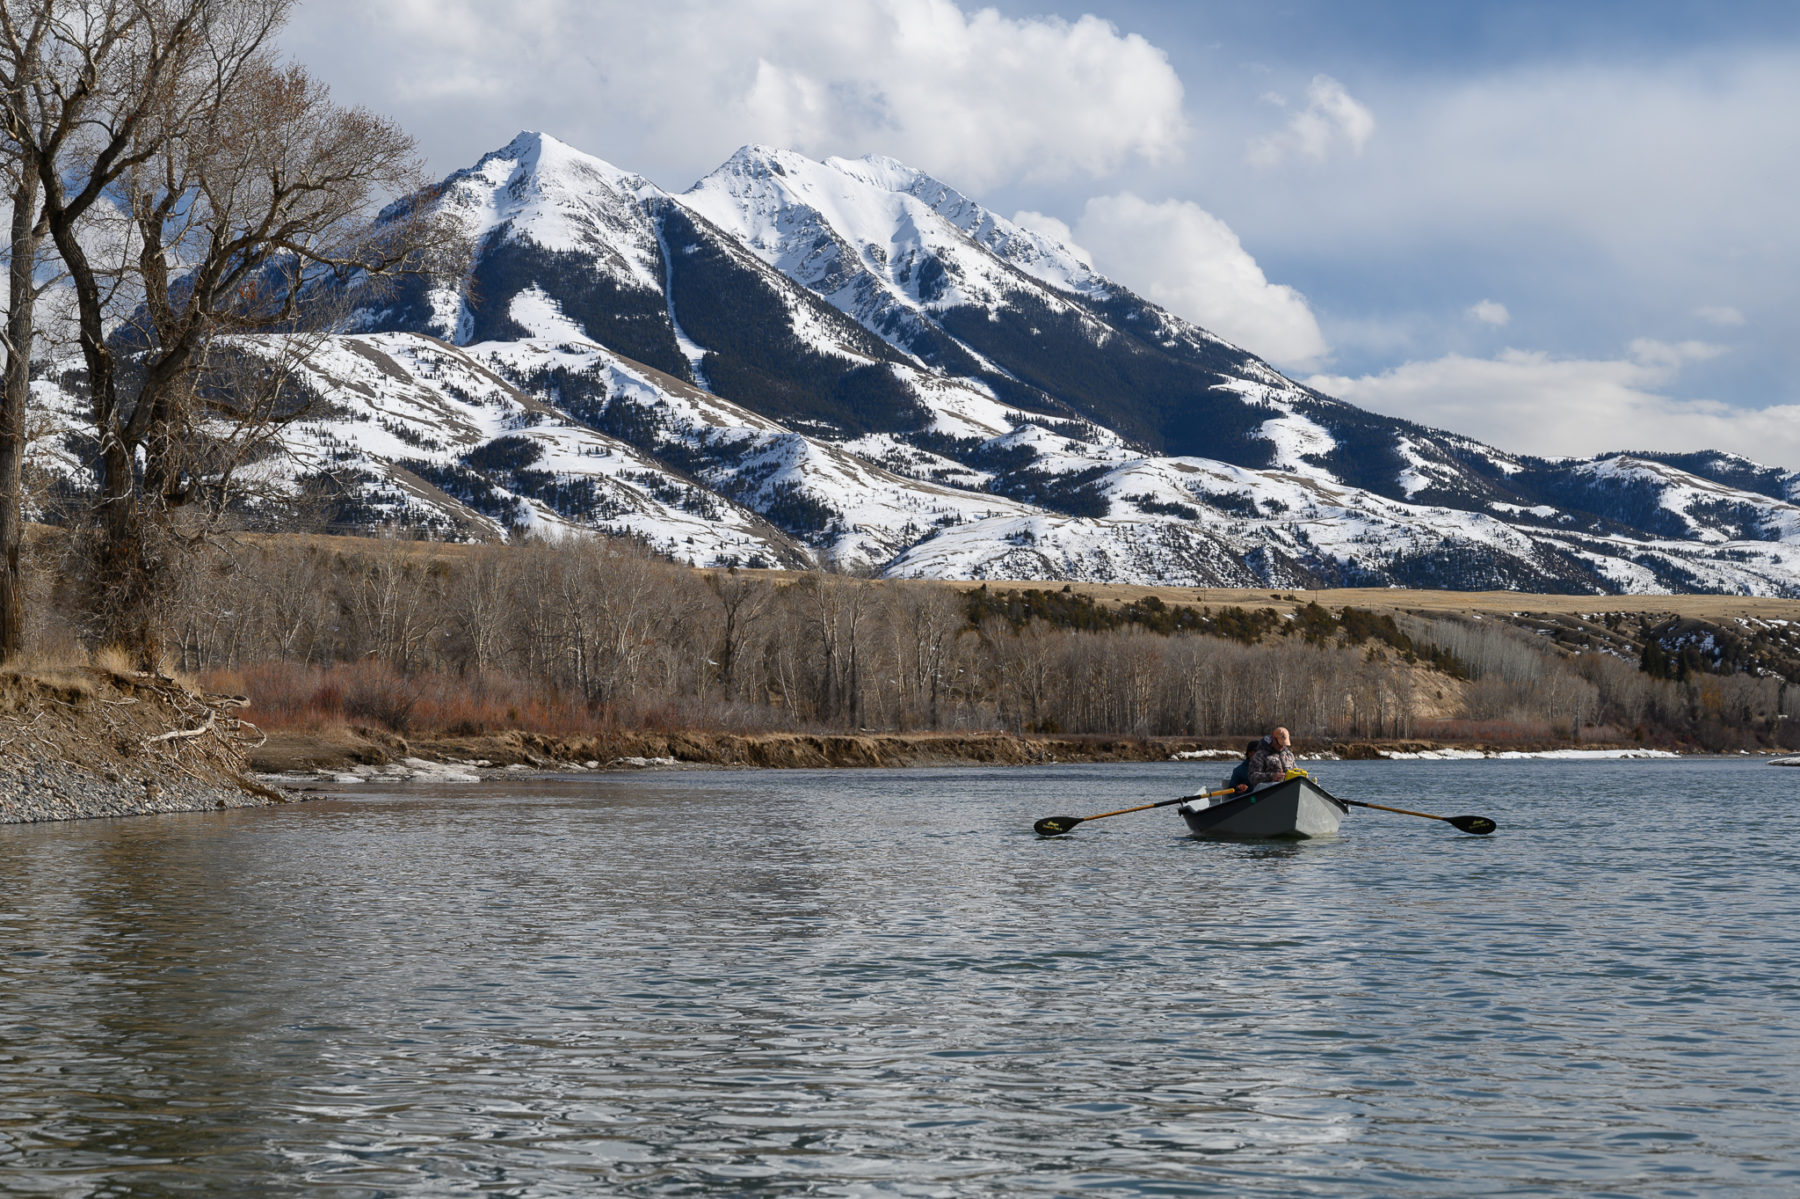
[1071,193,1328,369]
[1248,75,1375,168]
[1624,338,1725,371]
[282,0,1188,192]
[1306,342,1800,470]
[1467,300,1510,326]
[1230,53,1800,282]
[1694,305,1747,327]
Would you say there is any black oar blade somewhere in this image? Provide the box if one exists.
[1034,816,1083,836]
[1448,815,1497,835]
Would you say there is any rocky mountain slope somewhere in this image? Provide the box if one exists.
[30,132,1800,594]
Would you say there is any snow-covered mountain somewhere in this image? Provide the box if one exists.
[30,131,1800,595]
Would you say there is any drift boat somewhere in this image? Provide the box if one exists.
[1177,775,1350,839]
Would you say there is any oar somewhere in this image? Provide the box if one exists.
[1339,798,1496,835]
[1035,788,1240,837]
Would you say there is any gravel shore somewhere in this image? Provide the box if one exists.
[0,757,276,822]
[1,666,290,824]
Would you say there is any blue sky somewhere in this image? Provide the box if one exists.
[1079,0,1800,71]
[283,0,1800,468]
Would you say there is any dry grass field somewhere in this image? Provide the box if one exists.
[247,531,1800,621]
[935,581,1800,622]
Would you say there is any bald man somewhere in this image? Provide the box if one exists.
[1245,727,1296,788]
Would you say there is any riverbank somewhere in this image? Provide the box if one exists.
[248,724,1727,782]
[250,726,1236,775]
[0,665,287,824]
[4,688,1776,823]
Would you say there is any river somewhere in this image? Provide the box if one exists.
[2,759,1796,1196]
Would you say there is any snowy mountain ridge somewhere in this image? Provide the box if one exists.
[29,131,1800,596]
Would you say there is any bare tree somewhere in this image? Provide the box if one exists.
[5,0,240,658]
[0,1,115,660]
[802,574,871,726]
[343,545,443,672]
[447,546,510,677]
[0,149,44,660]
[890,584,964,729]
[705,566,771,697]
[11,0,457,662]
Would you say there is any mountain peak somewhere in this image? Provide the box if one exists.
[406,130,669,323]
[716,143,815,178]
[470,130,653,196]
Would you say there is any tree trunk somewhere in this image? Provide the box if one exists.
[91,432,160,660]
[0,171,43,662]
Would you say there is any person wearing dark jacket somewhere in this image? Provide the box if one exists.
[1245,727,1296,787]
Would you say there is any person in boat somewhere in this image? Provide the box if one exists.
[1227,741,1256,791]
[1243,727,1296,788]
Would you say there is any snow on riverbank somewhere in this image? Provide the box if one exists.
[259,754,692,788]
[1381,747,1681,761]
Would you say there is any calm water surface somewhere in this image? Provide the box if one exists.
[2,759,1797,1196]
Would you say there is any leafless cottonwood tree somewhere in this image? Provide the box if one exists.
[4,0,458,664]
[0,1,106,661]
[706,566,772,694]
[1,0,235,661]
[0,123,47,662]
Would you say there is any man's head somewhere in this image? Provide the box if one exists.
[1272,727,1290,749]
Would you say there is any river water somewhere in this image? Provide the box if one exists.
[2,759,1796,1197]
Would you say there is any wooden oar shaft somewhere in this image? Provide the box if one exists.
[1081,798,1174,822]
[1341,799,1496,834]
[1344,798,1455,823]
[1078,787,1238,824]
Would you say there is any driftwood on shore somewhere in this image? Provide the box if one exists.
[0,667,284,824]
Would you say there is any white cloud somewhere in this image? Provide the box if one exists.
[1248,75,1375,168]
[1694,305,1747,327]
[1625,338,1725,371]
[1307,343,1800,470]
[1072,193,1328,369]
[1467,300,1510,326]
[1231,54,1800,283]
[283,0,1189,192]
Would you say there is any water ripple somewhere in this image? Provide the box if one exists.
[2,759,1797,1195]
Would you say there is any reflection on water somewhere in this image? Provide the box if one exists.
[3,759,1799,1196]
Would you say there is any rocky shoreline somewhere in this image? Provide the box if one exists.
[0,756,278,823]
[1,667,288,825]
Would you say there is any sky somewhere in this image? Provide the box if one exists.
[281,0,1800,471]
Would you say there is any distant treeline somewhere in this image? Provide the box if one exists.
[970,588,1473,678]
[27,533,1788,751]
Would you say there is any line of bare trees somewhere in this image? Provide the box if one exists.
[1,0,458,665]
[1398,613,1794,749]
[136,535,1429,738]
[48,533,1773,749]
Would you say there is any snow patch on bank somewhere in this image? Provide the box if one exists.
[1381,747,1681,761]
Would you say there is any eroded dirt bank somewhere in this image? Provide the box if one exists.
[249,727,1626,776]
[1,668,286,824]
[252,727,1224,772]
